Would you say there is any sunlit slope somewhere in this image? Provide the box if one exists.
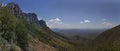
[0,6,78,51]
[93,25,120,51]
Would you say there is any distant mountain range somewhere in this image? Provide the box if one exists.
[53,24,120,51]
[53,29,106,39]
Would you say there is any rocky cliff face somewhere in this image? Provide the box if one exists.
[6,2,47,27]
[38,20,47,27]
[7,2,22,18]
[0,2,79,51]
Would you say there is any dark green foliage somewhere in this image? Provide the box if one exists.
[0,7,17,43]
[0,4,79,51]
[89,25,120,51]
[0,7,29,51]
[15,21,29,51]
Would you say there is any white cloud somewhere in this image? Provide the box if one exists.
[101,18,107,21]
[102,22,113,26]
[47,18,63,28]
[101,19,113,26]
[49,18,61,22]
[84,20,91,23]
[49,18,62,24]
[80,20,91,24]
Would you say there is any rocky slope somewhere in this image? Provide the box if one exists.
[0,2,78,51]
[7,2,47,27]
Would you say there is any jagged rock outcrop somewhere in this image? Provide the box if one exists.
[7,2,22,18]
[38,20,47,27]
[6,2,47,27]
[22,13,39,24]
[0,2,79,51]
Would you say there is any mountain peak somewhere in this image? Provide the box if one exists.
[7,2,22,18]
[6,2,48,28]
[0,2,78,50]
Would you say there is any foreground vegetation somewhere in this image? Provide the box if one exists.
[0,6,79,51]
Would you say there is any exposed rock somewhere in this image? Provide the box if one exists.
[22,13,39,24]
[7,2,22,18]
[38,20,47,27]
[6,2,48,27]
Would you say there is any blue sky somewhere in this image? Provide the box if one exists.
[3,0,120,29]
